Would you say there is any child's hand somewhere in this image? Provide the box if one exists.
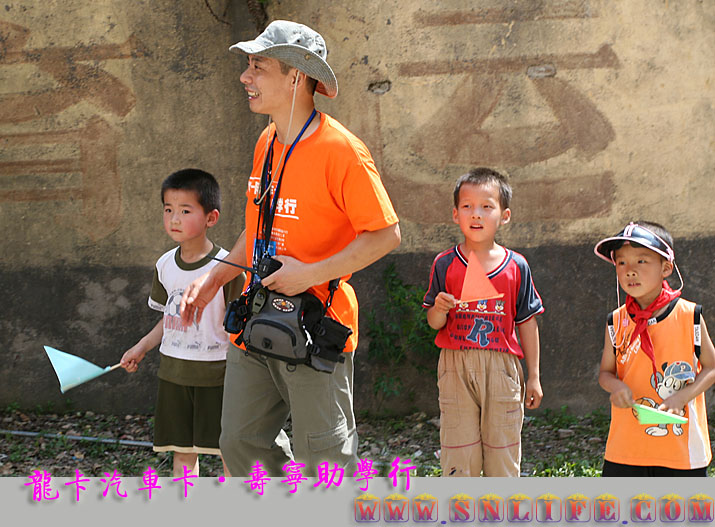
[120,345,146,373]
[658,393,688,416]
[609,381,634,408]
[525,377,543,409]
[433,292,457,314]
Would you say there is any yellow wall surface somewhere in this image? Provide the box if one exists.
[266,0,714,250]
[1,1,713,414]
[0,1,255,269]
[2,1,712,264]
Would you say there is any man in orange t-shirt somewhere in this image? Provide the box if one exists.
[180,21,400,476]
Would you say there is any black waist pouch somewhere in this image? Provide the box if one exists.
[226,287,352,373]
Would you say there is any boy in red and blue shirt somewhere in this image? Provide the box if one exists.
[423,167,543,477]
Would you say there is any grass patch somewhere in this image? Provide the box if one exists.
[530,455,602,477]
[522,407,609,477]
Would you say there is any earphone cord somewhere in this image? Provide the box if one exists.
[254,71,300,206]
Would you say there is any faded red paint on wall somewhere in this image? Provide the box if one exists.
[0,20,144,241]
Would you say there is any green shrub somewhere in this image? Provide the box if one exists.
[366,263,437,409]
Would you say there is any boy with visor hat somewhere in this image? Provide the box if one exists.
[595,221,715,476]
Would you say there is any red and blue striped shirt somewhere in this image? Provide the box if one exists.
[423,245,544,358]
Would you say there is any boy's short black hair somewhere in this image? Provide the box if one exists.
[453,167,512,210]
[161,168,221,213]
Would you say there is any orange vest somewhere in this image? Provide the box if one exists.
[605,298,711,469]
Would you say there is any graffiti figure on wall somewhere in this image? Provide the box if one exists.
[0,21,144,240]
[401,43,618,169]
[383,2,619,223]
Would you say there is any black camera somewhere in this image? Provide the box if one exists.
[223,256,353,373]
[257,257,282,278]
[223,283,264,335]
[223,257,281,336]
[223,293,251,335]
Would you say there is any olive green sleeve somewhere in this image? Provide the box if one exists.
[149,267,168,311]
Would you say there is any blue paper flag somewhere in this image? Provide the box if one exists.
[44,346,118,393]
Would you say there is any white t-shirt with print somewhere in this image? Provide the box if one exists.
[149,245,230,362]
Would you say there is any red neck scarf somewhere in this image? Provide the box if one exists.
[625,281,681,375]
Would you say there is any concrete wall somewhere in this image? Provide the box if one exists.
[1,1,713,415]
[0,1,261,412]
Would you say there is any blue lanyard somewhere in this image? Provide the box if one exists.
[254,109,317,267]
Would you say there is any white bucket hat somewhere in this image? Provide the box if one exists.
[229,20,338,98]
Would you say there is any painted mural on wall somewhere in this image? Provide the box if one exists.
[363,2,619,225]
[0,21,144,241]
[308,0,713,245]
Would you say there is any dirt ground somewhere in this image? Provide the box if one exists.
[0,405,617,477]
